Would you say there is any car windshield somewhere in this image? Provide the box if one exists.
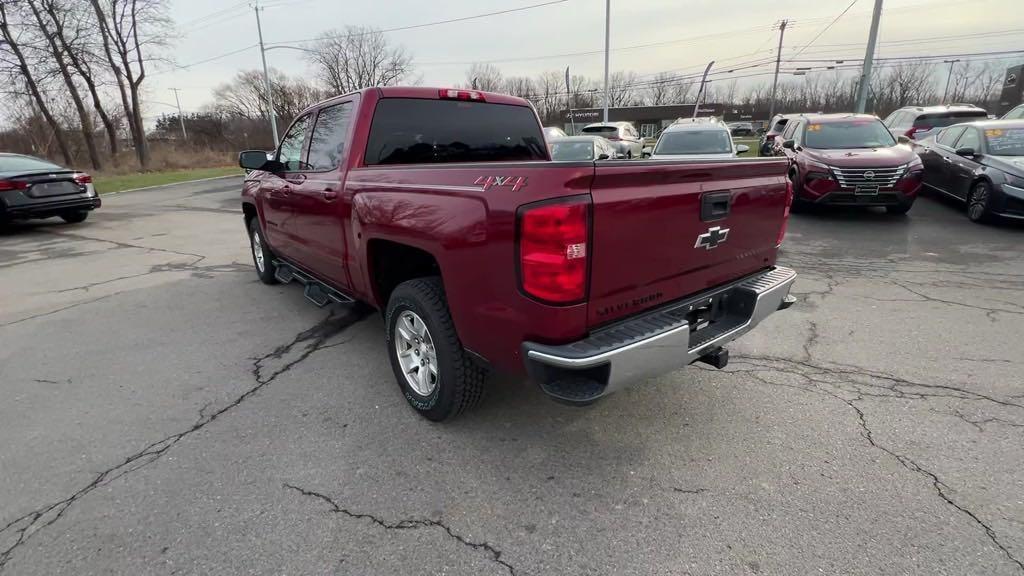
[984,127,1024,156]
[0,155,63,172]
[654,130,732,155]
[582,126,617,135]
[550,141,595,161]
[803,120,896,149]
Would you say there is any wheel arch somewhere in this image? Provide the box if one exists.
[366,238,443,310]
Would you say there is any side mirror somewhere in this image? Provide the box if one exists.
[782,139,796,150]
[239,150,279,171]
[596,153,610,160]
[955,147,976,158]
[897,135,911,144]
[736,144,750,154]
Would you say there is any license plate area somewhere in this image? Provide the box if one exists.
[686,293,731,333]
[27,181,81,198]
[855,184,879,195]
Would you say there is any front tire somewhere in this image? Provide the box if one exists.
[386,277,486,421]
[967,181,993,223]
[247,218,278,284]
[60,211,89,224]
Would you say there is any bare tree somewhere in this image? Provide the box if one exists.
[212,69,324,125]
[606,70,639,107]
[89,0,168,168]
[39,0,119,157]
[0,0,73,164]
[307,26,413,95]
[27,0,102,169]
[465,62,503,92]
[644,72,676,105]
[503,76,535,99]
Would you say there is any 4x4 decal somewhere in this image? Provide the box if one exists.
[474,175,528,192]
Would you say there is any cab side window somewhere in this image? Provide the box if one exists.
[782,119,800,140]
[278,114,311,171]
[307,102,354,171]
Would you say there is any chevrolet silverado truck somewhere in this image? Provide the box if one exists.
[239,87,797,421]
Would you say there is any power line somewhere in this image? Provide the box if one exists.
[268,0,574,46]
[786,0,858,62]
[176,1,249,28]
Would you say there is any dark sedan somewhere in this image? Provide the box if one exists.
[915,120,1024,223]
[549,135,622,161]
[0,153,99,224]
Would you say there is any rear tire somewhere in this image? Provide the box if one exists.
[386,277,486,421]
[247,218,278,284]
[967,181,993,223]
[60,211,89,224]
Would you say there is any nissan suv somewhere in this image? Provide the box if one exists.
[882,104,989,141]
[778,113,924,214]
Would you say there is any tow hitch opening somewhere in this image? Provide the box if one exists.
[697,347,729,369]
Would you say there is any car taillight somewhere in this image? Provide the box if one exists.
[438,89,485,101]
[518,199,589,304]
[0,180,28,191]
[777,180,793,247]
[765,134,776,140]
[905,127,925,139]
[73,173,93,185]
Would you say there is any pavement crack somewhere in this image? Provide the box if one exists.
[0,307,369,572]
[671,487,708,495]
[0,293,123,328]
[283,483,518,576]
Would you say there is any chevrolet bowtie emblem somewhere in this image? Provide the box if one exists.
[694,226,730,250]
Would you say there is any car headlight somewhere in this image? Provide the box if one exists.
[1004,183,1024,197]
[802,159,832,175]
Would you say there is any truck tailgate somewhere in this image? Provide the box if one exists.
[588,159,790,326]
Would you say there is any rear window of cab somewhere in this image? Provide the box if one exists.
[364,98,548,165]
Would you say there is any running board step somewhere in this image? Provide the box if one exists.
[272,261,354,307]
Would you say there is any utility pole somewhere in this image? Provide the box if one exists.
[602,0,611,123]
[253,0,279,147]
[942,59,961,103]
[169,88,187,141]
[767,19,788,124]
[854,0,884,113]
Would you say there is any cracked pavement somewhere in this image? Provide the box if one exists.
[1,180,1022,575]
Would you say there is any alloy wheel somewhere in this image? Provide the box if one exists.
[394,310,439,396]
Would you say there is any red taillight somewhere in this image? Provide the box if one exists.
[905,127,924,139]
[0,179,28,191]
[518,200,589,304]
[605,135,621,141]
[765,134,776,141]
[73,173,93,184]
[777,180,793,246]
[439,89,485,101]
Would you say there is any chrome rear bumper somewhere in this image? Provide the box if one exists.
[523,266,796,404]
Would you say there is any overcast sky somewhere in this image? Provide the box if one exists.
[149,0,1022,118]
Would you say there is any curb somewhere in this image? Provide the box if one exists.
[101,173,243,196]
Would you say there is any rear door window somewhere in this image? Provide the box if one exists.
[937,126,966,147]
[307,102,354,171]
[365,99,547,165]
[782,119,800,140]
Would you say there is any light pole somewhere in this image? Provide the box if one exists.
[253,0,278,147]
[854,0,884,113]
[767,19,788,123]
[169,88,187,141]
[602,0,610,123]
[942,59,961,103]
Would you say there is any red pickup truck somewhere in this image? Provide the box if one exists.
[239,87,797,421]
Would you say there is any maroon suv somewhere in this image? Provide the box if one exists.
[777,113,924,214]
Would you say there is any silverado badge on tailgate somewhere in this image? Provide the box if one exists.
[694,226,730,250]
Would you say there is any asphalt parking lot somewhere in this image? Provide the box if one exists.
[1,177,1023,575]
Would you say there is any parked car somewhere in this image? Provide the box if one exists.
[238,86,797,421]
[651,118,749,159]
[882,104,989,141]
[778,113,924,214]
[914,119,1024,222]
[760,114,794,155]
[543,126,568,140]
[549,135,621,161]
[728,122,754,136]
[580,122,644,159]
[0,153,99,225]
[1001,103,1024,120]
